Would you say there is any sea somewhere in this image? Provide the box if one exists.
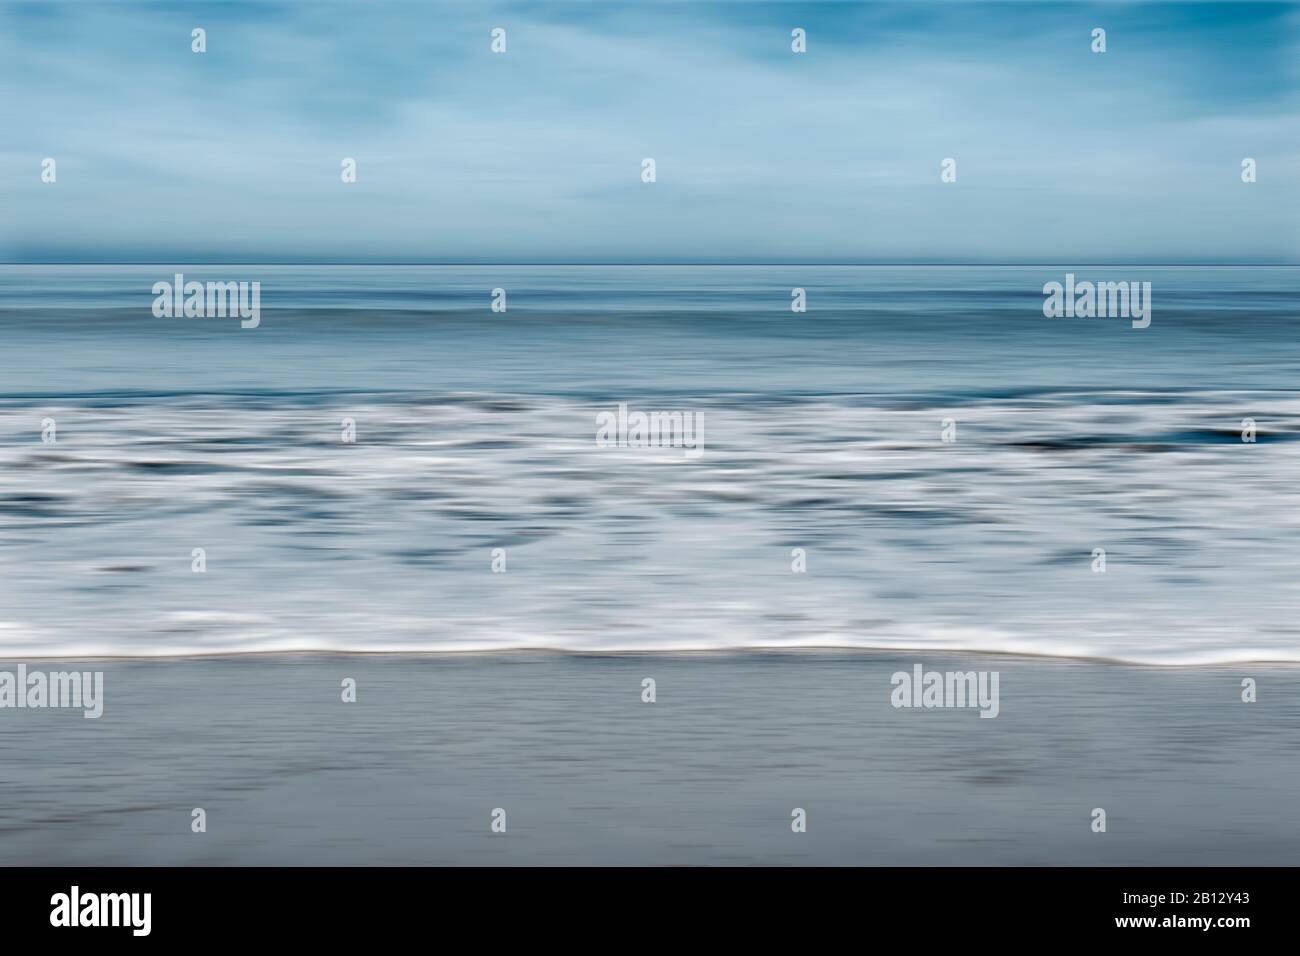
[1,265,1297,664]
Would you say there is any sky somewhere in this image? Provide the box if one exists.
[1,1,1297,263]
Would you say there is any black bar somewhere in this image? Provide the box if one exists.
[0,867,1282,942]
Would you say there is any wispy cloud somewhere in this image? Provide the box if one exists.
[2,1,1296,262]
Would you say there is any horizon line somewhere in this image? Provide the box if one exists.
[3,262,1298,268]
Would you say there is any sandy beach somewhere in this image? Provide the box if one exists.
[2,652,1295,866]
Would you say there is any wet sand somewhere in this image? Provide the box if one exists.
[1,652,1296,865]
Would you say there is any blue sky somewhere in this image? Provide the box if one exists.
[2,1,1297,263]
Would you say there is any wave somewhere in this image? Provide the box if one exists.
[2,623,1298,666]
[2,387,1300,666]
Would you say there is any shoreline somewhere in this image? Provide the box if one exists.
[2,647,1299,667]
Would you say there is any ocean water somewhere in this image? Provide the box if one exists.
[1,265,1298,664]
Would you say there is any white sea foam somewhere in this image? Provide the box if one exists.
[3,390,1299,665]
